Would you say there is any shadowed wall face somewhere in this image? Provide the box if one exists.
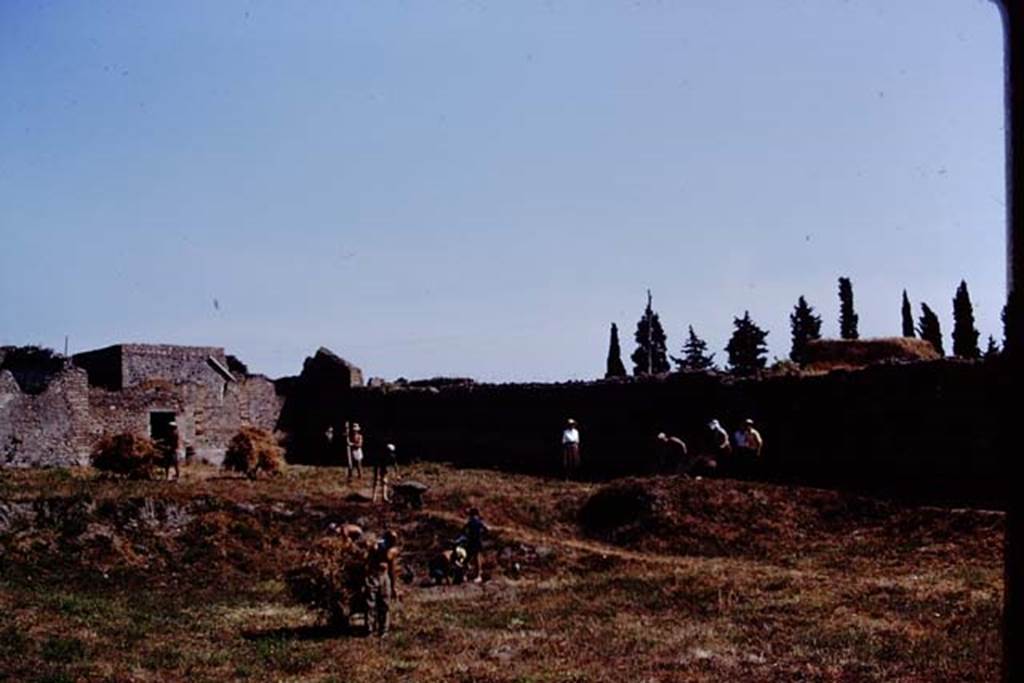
[348,361,1005,508]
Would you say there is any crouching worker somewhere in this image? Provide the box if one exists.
[364,530,401,637]
[428,544,468,585]
[655,432,688,474]
[656,432,717,478]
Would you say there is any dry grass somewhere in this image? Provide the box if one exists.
[89,432,160,479]
[223,427,285,479]
[0,462,1002,682]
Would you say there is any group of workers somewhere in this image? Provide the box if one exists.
[322,418,765,639]
[332,422,398,502]
[561,416,764,479]
[335,507,489,638]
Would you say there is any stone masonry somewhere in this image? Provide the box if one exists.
[1,344,289,467]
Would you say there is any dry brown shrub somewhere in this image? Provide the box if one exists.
[284,536,369,628]
[222,427,284,479]
[90,433,160,479]
[803,337,939,371]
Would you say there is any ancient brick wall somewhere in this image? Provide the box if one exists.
[239,375,285,434]
[3,345,286,468]
[87,381,185,446]
[120,344,228,389]
[345,360,1006,508]
[0,367,92,467]
[73,344,230,391]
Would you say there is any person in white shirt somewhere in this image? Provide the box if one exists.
[561,418,581,479]
[732,418,763,476]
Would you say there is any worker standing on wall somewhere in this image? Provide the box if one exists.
[732,418,764,477]
[561,418,581,479]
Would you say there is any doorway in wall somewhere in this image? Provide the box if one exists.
[150,411,177,445]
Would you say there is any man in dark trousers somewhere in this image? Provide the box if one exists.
[371,443,399,503]
[463,507,489,584]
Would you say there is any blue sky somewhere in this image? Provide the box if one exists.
[0,0,1008,381]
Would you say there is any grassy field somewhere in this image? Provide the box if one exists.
[0,462,1003,682]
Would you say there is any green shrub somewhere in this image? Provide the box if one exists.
[90,433,159,479]
[223,427,284,479]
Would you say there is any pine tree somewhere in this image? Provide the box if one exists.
[605,323,627,378]
[725,311,769,376]
[838,277,859,340]
[984,335,1000,359]
[918,303,944,356]
[789,296,822,364]
[901,290,915,337]
[671,325,716,372]
[631,290,670,376]
[951,280,980,359]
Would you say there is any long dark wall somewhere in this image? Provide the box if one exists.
[345,360,1006,508]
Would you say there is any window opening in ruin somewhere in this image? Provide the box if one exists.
[149,411,177,444]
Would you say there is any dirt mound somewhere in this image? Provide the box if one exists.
[579,476,1003,561]
[803,337,939,371]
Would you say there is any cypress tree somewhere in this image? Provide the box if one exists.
[789,295,823,364]
[918,303,944,356]
[901,290,915,337]
[671,325,716,372]
[951,280,980,359]
[725,311,769,376]
[1002,291,1018,356]
[631,290,670,376]
[838,277,859,340]
[605,323,627,378]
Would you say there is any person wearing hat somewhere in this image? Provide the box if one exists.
[347,422,364,481]
[429,544,468,585]
[561,418,581,479]
[705,419,732,473]
[371,443,399,503]
[732,419,763,477]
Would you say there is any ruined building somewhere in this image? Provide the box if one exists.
[1,343,297,467]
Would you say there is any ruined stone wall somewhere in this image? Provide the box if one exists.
[346,360,1006,508]
[119,344,228,389]
[0,367,92,467]
[87,381,185,446]
[85,376,282,465]
[238,375,285,434]
[1,358,285,468]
